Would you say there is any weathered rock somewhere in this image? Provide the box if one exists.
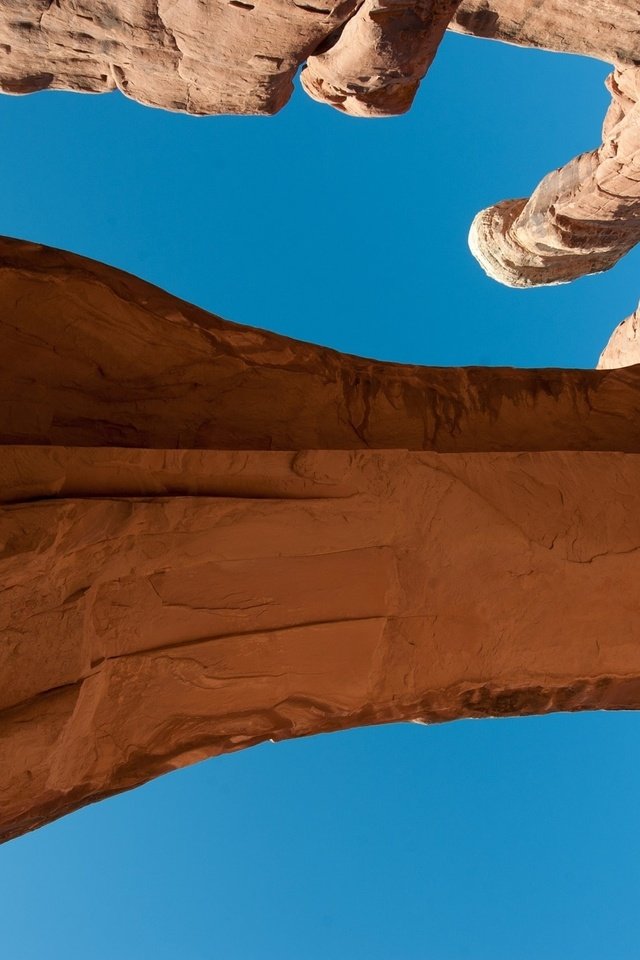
[2,236,640,843]
[0,0,637,118]
[451,0,640,67]
[470,66,640,287]
[0,0,363,115]
[4,3,640,295]
[3,237,640,453]
[598,303,640,369]
[300,0,461,117]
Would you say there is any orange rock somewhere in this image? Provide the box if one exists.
[2,237,640,843]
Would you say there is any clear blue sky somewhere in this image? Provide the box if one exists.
[2,32,640,960]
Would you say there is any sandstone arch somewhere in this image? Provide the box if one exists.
[1,237,640,842]
[2,3,640,294]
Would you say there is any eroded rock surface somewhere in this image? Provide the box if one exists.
[599,303,640,368]
[0,0,637,117]
[300,0,461,117]
[2,236,640,842]
[451,0,640,67]
[3,2,640,293]
[470,66,640,288]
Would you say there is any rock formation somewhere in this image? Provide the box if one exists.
[2,236,640,843]
[450,0,640,67]
[598,302,640,368]
[0,1,637,117]
[2,0,457,116]
[2,2,640,290]
[470,66,640,288]
[300,0,461,117]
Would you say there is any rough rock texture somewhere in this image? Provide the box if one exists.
[3,4,640,292]
[0,0,637,117]
[598,303,640,368]
[3,236,640,842]
[451,0,640,67]
[0,0,458,116]
[300,0,461,117]
[4,237,640,453]
[470,66,640,287]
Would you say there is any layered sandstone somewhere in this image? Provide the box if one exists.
[2,237,640,843]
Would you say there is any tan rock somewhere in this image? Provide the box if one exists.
[598,304,640,369]
[1,0,637,117]
[0,0,361,115]
[451,0,640,67]
[4,3,639,294]
[2,237,640,842]
[301,0,461,117]
[469,66,640,287]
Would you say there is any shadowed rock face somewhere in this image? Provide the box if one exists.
[451,0,640,66]
[2,236,640,843]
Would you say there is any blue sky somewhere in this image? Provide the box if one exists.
[1,31,639,959]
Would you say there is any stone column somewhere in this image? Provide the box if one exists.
[470,67,640,287]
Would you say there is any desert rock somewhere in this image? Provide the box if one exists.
[2,237,640,842]
[451,0,640,67]
[598,303,640,368]
[0,1,637,117]
[3,3,640,293]
[300,0,461,117]
[470,66,640,288]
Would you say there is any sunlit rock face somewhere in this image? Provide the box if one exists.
[3,2,639,292]
[0,0,448,116]
[469,66,640,288]
[451,0,640,66]
[598,305,640,369]
[0,0,636,117]
[3,237,640,843]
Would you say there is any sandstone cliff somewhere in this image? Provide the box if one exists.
[2,237,640,843]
